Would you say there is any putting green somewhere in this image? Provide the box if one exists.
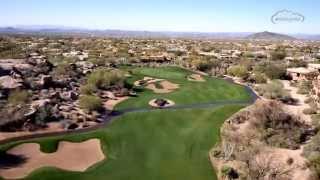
[0,106,244,180]
[117,66,250,110]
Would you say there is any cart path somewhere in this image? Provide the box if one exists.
[0,81,259,145]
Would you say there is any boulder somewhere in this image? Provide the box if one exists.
[0,76,23,89]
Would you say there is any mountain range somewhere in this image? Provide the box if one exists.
[0,26,319,40]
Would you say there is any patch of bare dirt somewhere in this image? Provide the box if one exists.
[0,139,105,179]
[281,80,312,123]
[187,74,205,82]
[104,96,129,110]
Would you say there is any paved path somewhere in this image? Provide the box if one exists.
[0,79,259,145]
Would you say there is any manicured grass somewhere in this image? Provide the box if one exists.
[0,105,244,180]
[117,66,250,110]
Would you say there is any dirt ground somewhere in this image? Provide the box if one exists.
[104,96,129,110]
[0,139,105,179]
[281,80,312,123]
[187,74,205,82]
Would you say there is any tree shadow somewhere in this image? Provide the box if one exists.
[0,151,27,169]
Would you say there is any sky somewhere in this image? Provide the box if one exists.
[0,0,319,34]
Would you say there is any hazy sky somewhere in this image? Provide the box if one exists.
[0,0,319,34]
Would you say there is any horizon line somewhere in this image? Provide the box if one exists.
[0,24,319,35]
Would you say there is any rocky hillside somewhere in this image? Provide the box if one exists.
[247,31,296,40]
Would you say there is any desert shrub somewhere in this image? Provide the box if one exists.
[256,80,289,99]
[303,108,317,115]
[251,72,267,84]
[270,50,286,61]
[288,60,307,68]
[227,65,249,78]
[80,84,97,95]
[305,97,314,104]
[312,114,320,130]
[303,133,320,178]
[34,105,53,126]
[79,95,103,112]
[89,58,106,66]
[297,81,312,95]
[254,63,287,80]
[264,64,287,80]
[221,165,239,179]
[8,90,29,105]
[250,101,310,149]
[87,68,125,90]
[52,62,77,77]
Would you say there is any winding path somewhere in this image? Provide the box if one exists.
[0,80,259,145]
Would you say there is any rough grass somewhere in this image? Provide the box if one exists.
[117,67,250,109]
[0,105,244,180]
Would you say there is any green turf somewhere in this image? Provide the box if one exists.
[117,66,250,110]
[0,67,251,180]
[0,105,244,180]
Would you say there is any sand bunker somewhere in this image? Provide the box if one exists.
[0,139,105,179]
[187,74,205,82]
[146,80,179,93]
[134,77,179,93]
[149,98,175,108]
[134,77,163,87]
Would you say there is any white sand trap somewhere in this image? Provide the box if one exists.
[146,80,179,93]
[0,139,105,179]
[187,74,205,82]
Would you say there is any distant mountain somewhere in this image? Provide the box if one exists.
[1,26,319,40]
[246,31,296,40]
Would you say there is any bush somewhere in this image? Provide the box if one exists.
[87,68,125,90]
[80,84,97,95]
[270,50,286,61]
[303,133,320,178]
[254,63,287,80]
[305,97,314,104]
[250,101,311,149]
[227,65,249,78]
[264,64,287,80]
[221,165,239,179]
[256,80,289,99]
[79,95,103,112]
[297,81,312,95]
[252,72,267,84]
[8,90,29,105]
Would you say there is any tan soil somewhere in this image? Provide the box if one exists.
[0,139,105,179]
[187,74,205,82]
[146,80,179,93]
[255,148,312,180]
[281,80,312,123]
[210,102,313,180]
[104,96,129,110]
[149,99,175,108]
